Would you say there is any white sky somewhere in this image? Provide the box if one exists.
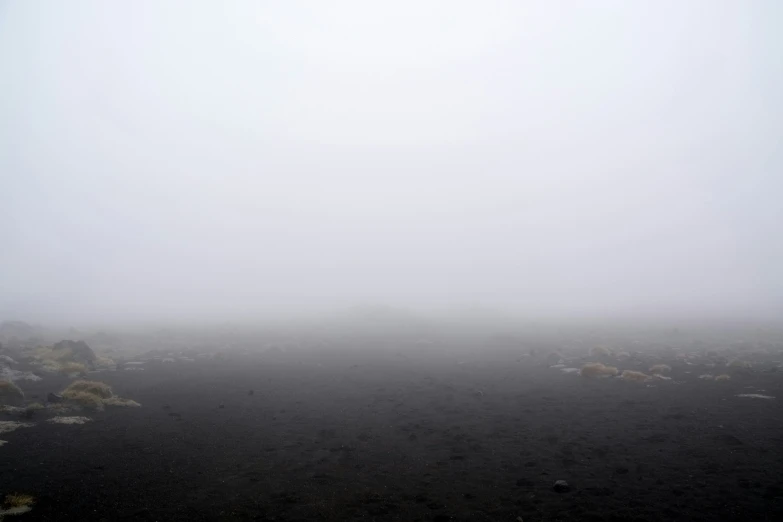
[1,0,781,323]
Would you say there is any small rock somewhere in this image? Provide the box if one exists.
[47,392,64,403]
[248,390,254,396]
[553,480,571,493]
[219,402,225,409]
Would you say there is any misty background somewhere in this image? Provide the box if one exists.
[1,1,781,326]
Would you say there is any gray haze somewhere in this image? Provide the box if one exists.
[1,1,781,324]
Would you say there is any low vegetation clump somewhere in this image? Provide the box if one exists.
[102,396,141,407]
[649,364,671,374]
[589,346,613,357]
[64,380,113,399]
[715,374,731,381]
[48,416,91,424]
[728,359,752,369]
[94,356,115,369]
[0,380,24,404]
[620,370,651,382]
[61,380,140,410]
[61,390,104,410]
[57,361,87,376]
[580,362,618,378]
[3,493,35,508]
[32,341,98,374]
[0,421,34,435]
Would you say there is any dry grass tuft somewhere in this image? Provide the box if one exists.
[580,362,618,378]
[0,380,24,403]
[3,493,35,508]
[715,374,731,381]
[102,397,141,408]
[589,346,613,357]
[61,390,104,410]
[63,380,113,399]
[649,364,671,374]
[620,370,651,382]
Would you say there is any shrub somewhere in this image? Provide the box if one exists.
[580,363,618,378]
[649,364,671,374]
[715,374,731,381]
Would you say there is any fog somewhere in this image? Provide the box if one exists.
[1,1,781,326]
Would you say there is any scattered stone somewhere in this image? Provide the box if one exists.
[553,480,571,493]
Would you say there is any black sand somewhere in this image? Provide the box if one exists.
[2,348,782,521]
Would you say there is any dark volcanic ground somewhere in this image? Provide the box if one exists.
[2,348,783,521]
